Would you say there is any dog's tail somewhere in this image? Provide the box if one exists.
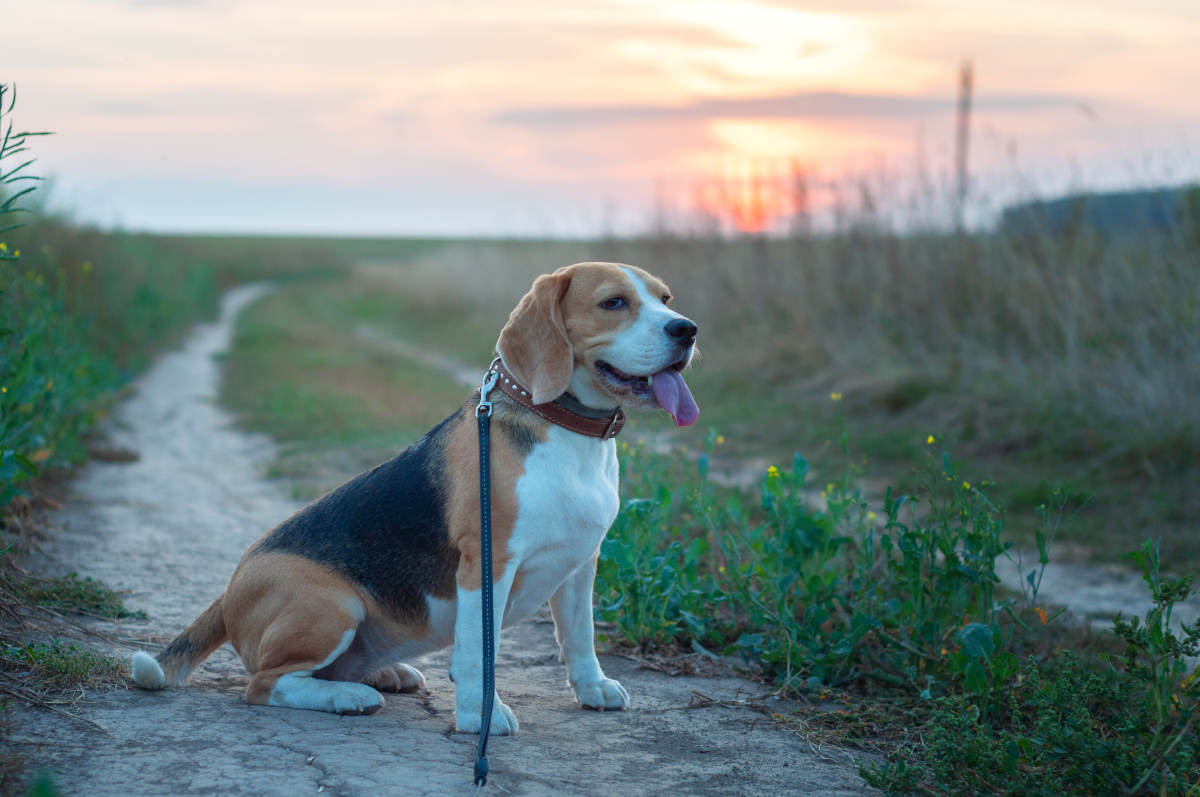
[131,595,228,690]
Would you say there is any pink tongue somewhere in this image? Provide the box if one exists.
[651,370,700,427]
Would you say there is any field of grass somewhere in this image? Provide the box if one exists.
[215,228,1200,574]
[209,225,1199,793]
[213,243,1199,793]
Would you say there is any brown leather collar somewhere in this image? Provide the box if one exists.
[491,360,626,440]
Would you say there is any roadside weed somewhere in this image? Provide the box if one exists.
[598,429,1200,794]
[0,641,122,689]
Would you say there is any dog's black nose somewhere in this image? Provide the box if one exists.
[664,318,698,344]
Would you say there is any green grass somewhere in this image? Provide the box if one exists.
[220,277,475,498]
[1,543,143,626]
[2,569,143,621]
[597,434,1199,795]
[0,222,351,515]
[0,641,122,690]
[272,233,1200,574]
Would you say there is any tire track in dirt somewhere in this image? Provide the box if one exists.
[8,286,872,796]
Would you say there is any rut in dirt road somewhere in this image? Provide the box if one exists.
[10,285,872,796]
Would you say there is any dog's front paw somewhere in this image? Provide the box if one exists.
[573,677,629,711]
[456,695,519,735]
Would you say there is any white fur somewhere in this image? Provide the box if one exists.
[266,628,385,714]
[452,568,520,735]
[450,424,626,731]
[505,427,619,622]
[550,557,629,710]
[601,267,688,377]
[130,651,167,690]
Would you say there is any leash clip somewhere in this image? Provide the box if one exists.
[476,358,502,418]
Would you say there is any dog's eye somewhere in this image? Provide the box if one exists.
[600,297,627,310]
[661,294,671,304]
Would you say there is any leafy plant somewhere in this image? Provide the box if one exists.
[598,427,1200,794]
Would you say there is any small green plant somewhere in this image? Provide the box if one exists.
[0,546,143,620]
[598,427,1200,794]
[1113,539,1200,794]
[10,571,143,620]
[0,641,122,689]
[595,434,725,647]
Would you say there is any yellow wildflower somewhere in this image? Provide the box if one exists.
[13,250,19,257]
[926,435,935,445]
[963,481,971,490]
[715,435,725,445]
[0,242,6,251]
[1,386,5,393]
[867,512,877,521]
[830,392,842,402]
[766,465,780,479]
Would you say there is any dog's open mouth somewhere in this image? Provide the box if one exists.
[595,359,699,427]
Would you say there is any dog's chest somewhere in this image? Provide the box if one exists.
[503,427,619,621]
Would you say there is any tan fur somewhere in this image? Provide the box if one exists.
[156,595,228,684]
[499,264,673,404]
[497,271,574,404]
[445,402,543,590]
[220,554,367,702]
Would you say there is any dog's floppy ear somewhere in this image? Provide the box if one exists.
[496,269,574,405]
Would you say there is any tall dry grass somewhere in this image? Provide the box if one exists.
[355,192,1199,478]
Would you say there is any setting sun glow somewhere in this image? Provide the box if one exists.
[9,0,1199,234]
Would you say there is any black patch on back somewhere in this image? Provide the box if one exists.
[255,410,462,617]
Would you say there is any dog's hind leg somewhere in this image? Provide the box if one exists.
[243,601,384,716]
[365,663,425,693]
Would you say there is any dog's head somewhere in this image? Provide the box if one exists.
[496,262,699,426]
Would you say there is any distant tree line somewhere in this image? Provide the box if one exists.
[1000,183,1200,237]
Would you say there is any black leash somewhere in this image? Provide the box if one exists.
[473,362,500,786]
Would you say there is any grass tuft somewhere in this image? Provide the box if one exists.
[0,641,122,690]
[6,572,143,621]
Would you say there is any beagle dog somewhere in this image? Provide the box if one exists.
[131,262,699,735]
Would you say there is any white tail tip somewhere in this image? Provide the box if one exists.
[131,651,167,690]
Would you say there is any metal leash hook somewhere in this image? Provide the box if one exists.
[473,357,501,786]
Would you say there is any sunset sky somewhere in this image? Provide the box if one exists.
[11,0,1200,235]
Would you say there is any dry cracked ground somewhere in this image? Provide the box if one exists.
[6,286,872,796]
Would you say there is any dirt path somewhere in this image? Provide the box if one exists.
[8,287,871,796]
